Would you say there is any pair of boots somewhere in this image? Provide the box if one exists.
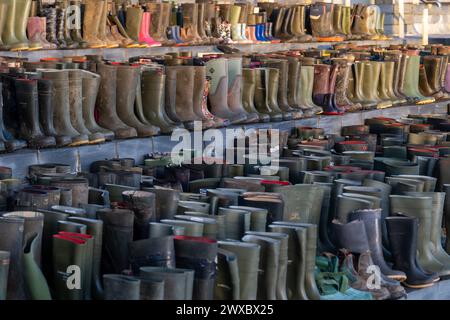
[419,55,450,100]
[273,5,312,42]
[95,62,159,139]
[125,6,160,47]
[309,2,344,42]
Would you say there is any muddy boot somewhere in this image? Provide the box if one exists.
[80,70,114,141]
[82,0,106,48]
[181,3,203,45]
[332,58,362,112]
[115,64,159,137]
[41,70,89,146]
[147,2,174,46]
[95,63,137,139]
[122,190,155,240]
[68,70,105,144]
[206,58,247,124]
[228,57,258,123]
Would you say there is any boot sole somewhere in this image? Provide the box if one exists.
[388,275,407,282]
[88,138,106,145]
[402,281,436,289]
[69,140,90,147]
[10,46,29,51]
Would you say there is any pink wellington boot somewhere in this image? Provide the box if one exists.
[139,12,161,47]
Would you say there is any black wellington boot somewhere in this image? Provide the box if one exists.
[386,215,437,288]
[349,209,406,281]
[97,208,134,274]
[174,236,218,300]
[14,79,56,148]
[0,217,26,299]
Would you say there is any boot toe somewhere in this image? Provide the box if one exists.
[282,112,293,121]
[101,131,115,141]
[114,127,138,139]
[69,134,90,146]
[259,114,271,122]
[28,136,56,149]
[55,135,73,147]
[270,114,283,122]
[229,113,248,125]
[244,113,260,124]
[5,139,28,152]
[88,133,106,144]
[136,125,160,137]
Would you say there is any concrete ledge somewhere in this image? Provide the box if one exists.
[1,39,405,62]
[1,101,447,180]
[406,278,450,300]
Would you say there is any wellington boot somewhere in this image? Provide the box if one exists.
[423,56,445,99]
[26,17,44,50]
[215,248,240,300]
[350,62,376,110]
[140,266,194,300]
[333,58,362,112]
[291,6,313,42]
[161,219,203,237]
[206,58,247,124]
[97,0,119,48]
[254,68,283,122]
[41,7,59,48]
[14,79,56,148]
[297,65,322,115]
[285,58,301,111]
[271,184,324,223]
[242,235,280,300]
[6,0,30,51]
[122,190,155,240]
[81,70,114,141]
[67,217,104,300]
[273,222,321,300]
[312,64,341,114]
[367,61,392,109]
[68,0,87,48]
[41,70,89,146]
[0,217,26,299]
[268,224,307,300]
[245,231,288,300]
[0,251,9,300]
[228,57,259,123]
[97,208,134,275]
[52,234,87,299]
[267,68,292,121]
[59,0,77,49]
[109,15,139,48]
[138,12,161,47]
[174,236,217,300]
[145,187,180,221]
[95,63,138,139]
[0,3,8,50]
[230,5,243,43]
[116,64,160,137]
[403,55,435,105]
[181,3,203,45]
[381,60,403,105]
[68,70,104,144]
[419,66,436,98]
[50,178,89,208]
[192,66,222,128]
[147,3,174,46]
[242,68,270,122]
[349,209,406,281]
[218,241,260,300]
[390,195,444,274]
[55,7,67,49]
[125,6,146,47]
[103,274,140,300]
[405,192,450,275]
[141,69,178,134]
[336,195,373,223]
[389,216,437,288]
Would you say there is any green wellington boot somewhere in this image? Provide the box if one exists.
[254,68,283,122]
[67,217,104,300]
[242,235,280,300]
[23,233,51,300]
[0,251,8,300]
[272,222,322,300]
[405,192,450,275]
[242,68,270,122]
[268,224,307,300]
[298,64,323,115]
[0,0,30,51]
[390,195,444,274]
[267,67,293,121]
[350,61,376,110]
[245,231,288,300]
[218,241,260,300]
[403,54,435,105]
